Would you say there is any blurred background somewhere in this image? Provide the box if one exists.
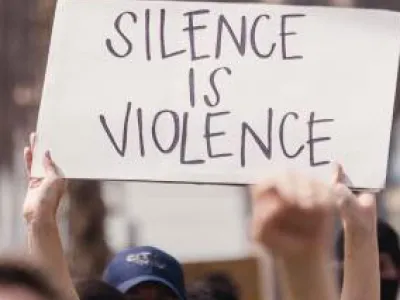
[0,0,400,299]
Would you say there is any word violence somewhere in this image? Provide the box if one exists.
[99,102,334,167]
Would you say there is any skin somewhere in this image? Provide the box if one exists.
[0,285,48,300]
[23,131,379,300]
[23,135,181,300]
[250,173,339,300]
[337,251,398,281]
[23,133,79,300]
[332,164,379,300]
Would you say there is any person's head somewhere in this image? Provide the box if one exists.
[75,279,125,300]
[187,273,239,300]
[103,246,186,300]
[336,220,400,300]
[187,281,214,300]
[0,258,60,300]
[202,273,239,300]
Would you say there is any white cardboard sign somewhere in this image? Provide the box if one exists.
[32,0,400,189]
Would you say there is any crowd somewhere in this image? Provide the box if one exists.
[0,132,398,300]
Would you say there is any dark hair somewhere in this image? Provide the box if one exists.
[205,273,239,300]
[75,279,125,300]
[187,281,214,300]
[335,219,400,267]
[187,273,240,300]
[0,258,59,299]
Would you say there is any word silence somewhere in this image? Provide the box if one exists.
[33,0,400,189]
[105,9,305,61]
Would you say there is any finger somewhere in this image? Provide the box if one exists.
[331,162,340,184]
[250,177,276,201]
[333,183,357,211]
[357,192,376,208]
[275,172,302,205]
[24,146,33,177]
[28,178,43,189]
[250,191,282,240]
[331,162,345,185]
[279,172,297,202]
[43,151,59,177]
[29,132,36,152]
[300,179,331,209]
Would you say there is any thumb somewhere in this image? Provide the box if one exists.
[43,151,60,178]
[331,162,345,185]
[24,147,33,177]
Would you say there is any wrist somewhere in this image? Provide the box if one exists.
[279,248,331,268]
[344,229,378,254]
[343,219,377,239]
[278,251,337,300]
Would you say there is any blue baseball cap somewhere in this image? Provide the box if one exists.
[103,246,186,300]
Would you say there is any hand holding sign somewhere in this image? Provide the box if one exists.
[23,133,66,223]
[250,174,340,300]
[32,0,400,189]
[332,163,377,236]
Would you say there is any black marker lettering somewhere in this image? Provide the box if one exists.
[188,68,196,108]
[279,112,304,158]
[161,9,186,59]
[99,101,132,157]
[151,110,180,154]
[216,15,247,59]
[241,108,273,167]
[281,14,305,60]
[204,67,232,107]
[307,112,334,166]
[137,108,145,157]
[204,111,233,158]
[183,10,211,61]
[250,14,276,58]
[145,9,151,61]
[180,112,205,164]
[106,11,137,58]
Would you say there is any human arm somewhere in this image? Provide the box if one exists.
[333,165,379,300]
[250,174,339,300]
[23,134,80,300]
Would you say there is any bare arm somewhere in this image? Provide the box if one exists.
[341,221,379,300]
[333,165,379,300]
[250,174,339,300]
[23,135,80,300]
[26,217,79,300]
[278,253,338,300]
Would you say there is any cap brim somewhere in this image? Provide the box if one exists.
[117,275,185,300]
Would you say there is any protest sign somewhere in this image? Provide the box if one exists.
[32,0,400,189]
